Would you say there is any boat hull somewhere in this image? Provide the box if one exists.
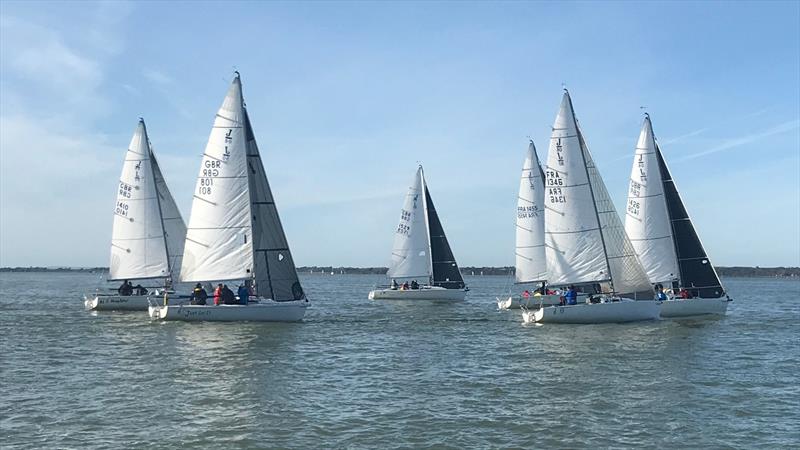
[497,294,562,310]
[148,301,308,322]
[660,297,729,318]
[368,287,467,301]
[523,300,661,324]
[84,294,152,311]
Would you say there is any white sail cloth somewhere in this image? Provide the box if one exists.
[387,166,431,280]
[624,115,679,285]
[515,141,547,283]
[181,77,253,282]
[109,120,171,281]
[545,92,652,297]
[150,153,186,278]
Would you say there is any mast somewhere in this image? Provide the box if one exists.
[420,166,435,285]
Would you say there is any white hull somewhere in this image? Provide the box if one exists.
[84,294,151,311]
[523,299,661,324]
[497,294,562,310]
[660,297,729,318]
[149,300,308,322]
[368,287,467,301]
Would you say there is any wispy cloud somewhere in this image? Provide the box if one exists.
[143,68,173,85]
[660,128,707,145]
[674,119,800,162]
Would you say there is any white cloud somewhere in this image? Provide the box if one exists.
[674,119,800,162]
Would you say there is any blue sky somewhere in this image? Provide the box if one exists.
[1,1,798,268]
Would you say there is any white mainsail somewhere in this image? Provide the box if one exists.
[181,76,253,283]
[109,120,171,281]
[387,166,432,280]
[150,152,186,279]
[544,93,607,286]
[624,115,679,285]
[545,91,652,297]
[515,141,547,283]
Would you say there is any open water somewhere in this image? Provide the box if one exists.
[1,272,798,449]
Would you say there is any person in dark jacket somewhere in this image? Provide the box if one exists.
[565,285,578,305]
[190,283,208,305]
[237,284,249,305]
[118,280,133,296]
[222,284,237,305]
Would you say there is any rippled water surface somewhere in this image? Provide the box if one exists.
[1,273,798,448]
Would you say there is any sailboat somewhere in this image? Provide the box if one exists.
[522,91,660,324]
[148,73,309,322]
[624,114,730,317]
[85,118,187,311]
[368,165,468,301]
[497,141,562,310]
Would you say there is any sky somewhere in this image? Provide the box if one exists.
[1,1,799,268]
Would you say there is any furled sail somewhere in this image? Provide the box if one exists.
[544,93,608,287]
[180,76,254,282]
[655,135,724,297]
[422,170,464,289]
[515,141,547,284]
[387,166,431,280]
[624,115,679,286]
[109,120,170,281]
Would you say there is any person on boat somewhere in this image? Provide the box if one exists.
[679,288,692,299]
[401,281,409,290]
[535,281,547,295]
[390,279,398,290]
[523,289,532,299]
[565,285,578,305]
[237,284,249,305]
[190,283,208,305]
[214,283,223,306]
[134,284,148,295]
[222,284,237,305]
[118,280,133,296]
[410,280,419,290]
[656,286,668,301]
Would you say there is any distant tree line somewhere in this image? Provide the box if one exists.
[2,265,798,278]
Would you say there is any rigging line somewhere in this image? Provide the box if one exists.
[212,115,243,124]
[185,237,209,247]
[627,192,666,199]
[192,195,216,205]
[629,236,672,241]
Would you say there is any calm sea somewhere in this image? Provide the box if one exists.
[1,273,798,449]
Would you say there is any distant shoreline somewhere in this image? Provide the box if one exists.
[1,266,798,278]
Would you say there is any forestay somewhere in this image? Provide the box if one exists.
[181,77,253,282]
[624,115,679,286]
[515,141,547,284]
[388,167,432,280]
[109,120,170,281]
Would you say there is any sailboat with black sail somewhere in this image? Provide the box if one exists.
[497,141,562,309]
[522,91,661,324]
[368,165,467,301]
[148,73,308,322]
[85,119,186,311]
[624,114,730,317]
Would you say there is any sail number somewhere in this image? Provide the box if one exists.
[115,201,129,217]
[198,159,222,196]
[396,209,411,235]
[518,205,540,218]
[118,182,132,199]
[627,199,640,216]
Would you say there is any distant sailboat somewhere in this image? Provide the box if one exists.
[624,114,730,317]
[368,165,467,301]
[497,141,562,310]
[522,91,660,324]
[148,72,308,322]
[85,118,186,311]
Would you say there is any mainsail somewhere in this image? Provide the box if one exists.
[544,91,652,298]
[387,167,431,280]
[515,141,547,284]
[180,73,304,301]
[422,170,464,289]
[624,115,679,285]
[109,119,185,281]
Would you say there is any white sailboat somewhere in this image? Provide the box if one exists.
[149,72,309,322]
[522,91,660,324]
[497,141,562,310]
[85,119,187,311]
[368,166,468,301]
[624,114,730,317]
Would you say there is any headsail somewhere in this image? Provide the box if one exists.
[421,169,464,289]
[150,152,187,279]
[109,119,171,281]
[515,141,547,284]
[655,137,724,297]
[243,108,305,301]
[624,115,679,286]
[180,76,253,282]
[387,166,431,280]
